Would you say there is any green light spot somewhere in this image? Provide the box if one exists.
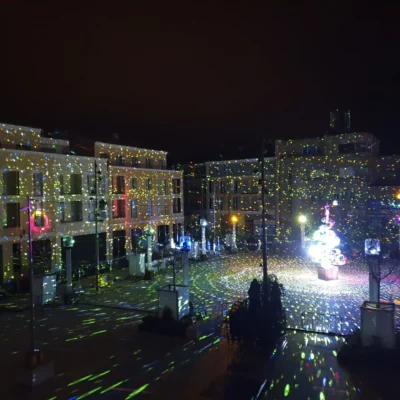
[91,330,107,336]
[320,391,326,400]
[284,384,290,397]
[67,375,93,386]
[76,386,103,399]
[88,370,111,381]
[100,379,129,394]
[125,383,149,399]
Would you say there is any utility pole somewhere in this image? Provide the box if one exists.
[213,183,216,252]
[261,140,268,304]
[27,196,35,356]
[94,160,100,292]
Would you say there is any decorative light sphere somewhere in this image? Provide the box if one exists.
[396,192,400,200]
[231,215,238,223]
[332,200,339,206]
[200,219,208,227]
[298,215,307,224]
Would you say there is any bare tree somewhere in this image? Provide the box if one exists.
[366,255,399,303]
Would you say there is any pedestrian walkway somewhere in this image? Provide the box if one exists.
[137,331,357,399]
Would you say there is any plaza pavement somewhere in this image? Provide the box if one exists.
[2,250,399,399]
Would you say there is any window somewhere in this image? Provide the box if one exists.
[87,174,105,196]
[145,158,152,168]
[87,175,96,195]
[209,197,214,210]
[3,203,20,227]
[339,143,355,154]
[99,152,109,160]
[303,146,323,156]
[131,178,137,190]
[60,201,83,222]
[88,199,96,221]
[112,199,126,219]
[13,243,22,275]
[172,178,181,194]
[158,179,167,195]
[112,176,125,194]
[116,155,125,166]
[232,197,239,210]
[132,157,139,167]
[16,143,31,150]
[131,200,138,218]
[220,181,226,194]
[60,174,82,195]
[147,199,153,216]
[233,180,239,194]
[3,171,19,195]
[146,178,152,190]
[173,198,181,214]
[33,172,43,196]
[209,181,214,193]
[156,199,162,216]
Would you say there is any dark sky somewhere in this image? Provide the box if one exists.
[1,1,399,163]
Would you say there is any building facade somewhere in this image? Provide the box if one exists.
[275,131,400,248]
[0,123,183,285]
[205,158,277,239]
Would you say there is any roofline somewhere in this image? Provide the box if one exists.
[95,141,167,154]
[205,157,275,165]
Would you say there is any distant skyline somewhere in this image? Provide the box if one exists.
[1,1,399,163]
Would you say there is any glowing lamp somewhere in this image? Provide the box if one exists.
[231,215,238,223]
[298,215,307,224]
[146,226,155,236]
[396,192,400,200]
[365,239,381,256]
[63,236,75,248]
[332,200,339,206]
[200,219,207,227]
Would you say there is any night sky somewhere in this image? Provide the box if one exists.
[1,1,399,163]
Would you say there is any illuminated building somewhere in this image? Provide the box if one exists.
[205,158,276,238]
[0,123,183,284]
[183,162,207,219]
[275,118,400,246]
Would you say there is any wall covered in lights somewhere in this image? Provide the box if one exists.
[0,124,183,282]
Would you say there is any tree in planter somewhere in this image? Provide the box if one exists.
[228,275,286,348]
[366,253,399,303]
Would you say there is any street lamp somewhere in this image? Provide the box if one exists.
[298,214,307,249]
[200,219,207,260]
[231,215,238,252]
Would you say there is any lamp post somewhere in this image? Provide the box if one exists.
[146,226,155,269]
[63,236,75,297]
[299,214,307,249]
[397,216,400,254]
[93,160,102,292]
[260,139,268,305]
[200,219,207,261]
[231,215,238,252]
